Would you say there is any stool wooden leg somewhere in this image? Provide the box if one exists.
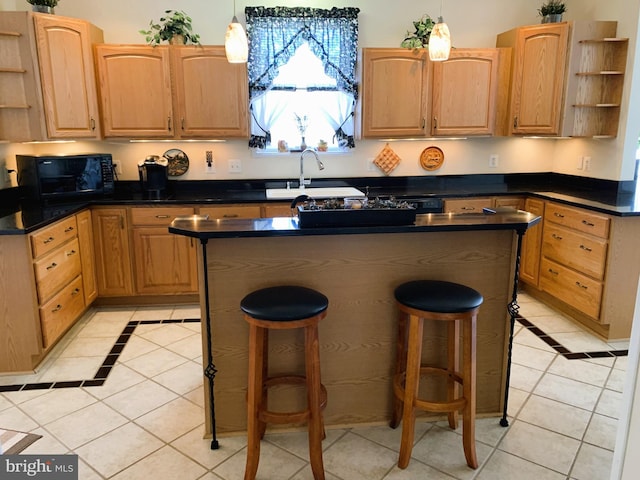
[398,314,423,469]
[462,315,478,469]
[305,324,325,480]
[245,324,266,480]
[259,329,269,440]
[447,319,460,430]
[390,311,408,429]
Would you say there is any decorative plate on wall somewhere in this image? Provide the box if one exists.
[419,146,445,171]
[164,149,190,176]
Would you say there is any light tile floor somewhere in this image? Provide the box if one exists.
[0,293,630,480]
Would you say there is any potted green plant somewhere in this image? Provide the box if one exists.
[538,1,566,23]
[139,10,201,46]
[27,0,58,14]
[400,14,436,49]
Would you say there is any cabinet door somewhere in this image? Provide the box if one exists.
[172,46,248,138]
[132,227,198,295]
[431,49,499,136]
[506,23,569,135]
[361,48,429,137]
[520,198,545,287]
[92,207,133,296]
[95,45,173,137]
[76,209,97,305]
[33,14,102,138]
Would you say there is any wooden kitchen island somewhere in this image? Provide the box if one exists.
[169,210,540,443]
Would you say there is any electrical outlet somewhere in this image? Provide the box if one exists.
[112,161,122,175]
[489,154,499,168]
[205,151,216,173]
[228,159,242,173]
[583,156,591,171]
[577,157,584,170]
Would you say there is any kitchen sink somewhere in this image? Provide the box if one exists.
[265,186,366,199]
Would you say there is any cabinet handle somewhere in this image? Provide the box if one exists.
[71,288,80,296]
[181,118,185,130]
[120,215,124,230]
[433,117,438,129]
[90,117,96,131]
[422,117,426,129]
[548,268,559,275]
[167,117,172,131]
[513,116,518,129]
[554,212,565,218]
[66,249,77,256]
[461,206,475,211]
[579,244,593,252]
[46,262,58,270]
[575,282,588,290]
[155,215,170,219]
[64,226,74,233]
[222,214,239,218]
[43,236,55,244]
[51,304,62,313]
[582,220,595,227]
[551,233,563,240]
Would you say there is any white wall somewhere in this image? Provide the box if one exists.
[0,0,638,183]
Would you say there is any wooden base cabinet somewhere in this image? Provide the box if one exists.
[0,211,95,372]
[130,207,198,295]
[523,200,640,340]
[92,207,134,297]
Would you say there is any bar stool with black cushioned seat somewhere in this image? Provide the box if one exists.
[241,285,328,480]
[390,280,483,470]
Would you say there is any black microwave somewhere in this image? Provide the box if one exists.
[17,154,115,202]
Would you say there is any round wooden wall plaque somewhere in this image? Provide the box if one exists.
[420,146,444,171]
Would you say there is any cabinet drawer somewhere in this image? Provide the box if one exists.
[34,237,82,303]
[540,257,603,320]
[545,203,610,239]
[40,275,85,348]
[199,205,261,219]
[542,223,607,280]
[30,216,78,258]
[130,207,195,226]
[444,198,492,214]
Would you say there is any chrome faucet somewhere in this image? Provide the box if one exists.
[299,148,324,189]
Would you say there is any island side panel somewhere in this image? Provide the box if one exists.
[202,230,515,435]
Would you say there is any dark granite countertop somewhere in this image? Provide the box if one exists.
[1,173,638,235]
[169,210,541,239]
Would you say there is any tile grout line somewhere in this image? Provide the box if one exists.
[0,318,201,393]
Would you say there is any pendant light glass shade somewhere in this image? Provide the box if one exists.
[225,15,248,63]
[429,17,451,61]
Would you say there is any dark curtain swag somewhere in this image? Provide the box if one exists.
[245,6,360,149]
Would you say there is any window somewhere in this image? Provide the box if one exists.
[245,6,360,152]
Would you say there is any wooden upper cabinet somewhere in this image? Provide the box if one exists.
[360,48,429,137]
[33,14,103,138]
[497,22,569,135]
[431,48,505,136]
[94,45,173,138]
[171,46,248,138]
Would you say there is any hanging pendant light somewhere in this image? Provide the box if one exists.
[429,0,451,62]
[225,0,248,63]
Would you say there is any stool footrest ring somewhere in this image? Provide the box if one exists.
[259,375,328,425]
[393,367,467,413]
